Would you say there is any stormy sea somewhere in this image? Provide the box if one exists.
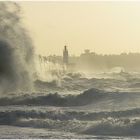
[1,2,140,139]
[1,69,140,139]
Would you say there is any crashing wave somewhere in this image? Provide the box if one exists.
[0,88,105,106]
[0,2,34,93]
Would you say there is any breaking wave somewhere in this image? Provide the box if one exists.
[0,88,105,106]
[1,106,140,136]
[1,85,140,137]
[82,119,140,136]
[0,2,34,93]
[1,107,140,121]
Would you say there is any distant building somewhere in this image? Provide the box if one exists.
[63,45,69,65]
[84,49,90,54]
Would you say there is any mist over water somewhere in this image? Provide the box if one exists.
[1,2,140,139]
[0,2,34,93]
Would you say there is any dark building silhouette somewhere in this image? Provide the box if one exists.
[63,45,69,65]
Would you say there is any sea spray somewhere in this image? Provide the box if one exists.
[0,2,34,93]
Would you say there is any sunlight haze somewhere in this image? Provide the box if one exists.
[20,1,140,56]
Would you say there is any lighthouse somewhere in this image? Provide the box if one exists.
[63,45,69,65]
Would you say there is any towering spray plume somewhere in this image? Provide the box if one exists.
[0,2,34,93]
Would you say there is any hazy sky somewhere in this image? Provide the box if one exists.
[20,1,140,56]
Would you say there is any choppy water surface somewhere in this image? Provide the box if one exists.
[1,71,140,139]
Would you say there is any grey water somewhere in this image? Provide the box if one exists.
[0,71,140,139]
[1,1,140,139]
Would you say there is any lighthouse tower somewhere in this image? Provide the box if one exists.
[63,45,69,65]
